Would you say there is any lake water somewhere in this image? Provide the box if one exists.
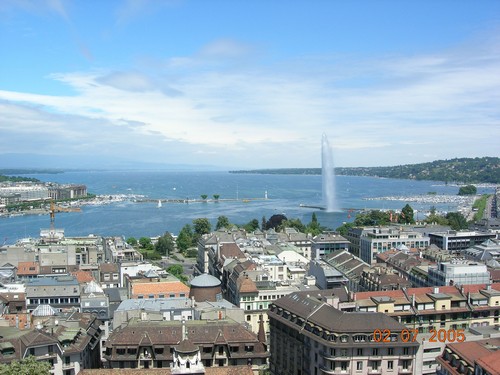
[0,171,492,244]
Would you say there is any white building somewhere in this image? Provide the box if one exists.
[428,260,491,286]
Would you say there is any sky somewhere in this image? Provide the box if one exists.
[0,0,499,170]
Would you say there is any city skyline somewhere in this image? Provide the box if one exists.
[1,0,499,170]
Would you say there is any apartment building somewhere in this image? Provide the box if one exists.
[124,270,189,300]
[269,291,419,375]
[103,318,269,372]
[0,312,103,375]
[427,260,491,286]
[429,231,496,252]
[26,275,81,312]
[311,232,350,260]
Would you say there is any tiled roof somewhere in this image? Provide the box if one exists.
[237,277,258,293]
[17,262,38,275]
[219,243,245,260]
[132,281,189,295]
[100,263,118,273]
[72,270,95,283]
[475,350,500,374]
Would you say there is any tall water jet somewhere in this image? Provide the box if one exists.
[322,134,337,212]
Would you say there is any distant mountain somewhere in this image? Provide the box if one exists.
[0,153,226,173]
[230,157,500,184]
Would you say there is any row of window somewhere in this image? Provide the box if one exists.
[29,297,80,305]
[137,293,186,299]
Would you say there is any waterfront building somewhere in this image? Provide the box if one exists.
[268,291,419,375]
[48,184,87,200]
[0,184,49,201]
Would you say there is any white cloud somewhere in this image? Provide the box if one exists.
[0,33,499,168]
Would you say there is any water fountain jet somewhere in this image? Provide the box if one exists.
[322,134,337,212]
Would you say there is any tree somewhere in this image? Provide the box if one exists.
[192,218,211,246]
[139,237,153,250]
[193,218,211,236]
[213,194,220,201]
[0,356,51,375]
[278,218,305,233]
[200,194,208,201]
[176,224,193,253]
[126,237,138,246]
[216,216,231,230]
[155,232,175,256]
[167,264,188,283]
[265,214,287,230]
[261,216,267,231]
[458,185,477,195]
[398,204,415,224]
[446,212,468,230]
[242,218,260,232]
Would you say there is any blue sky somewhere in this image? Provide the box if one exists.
[0,0,499,170]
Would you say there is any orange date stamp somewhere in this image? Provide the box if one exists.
[373,328,465,343]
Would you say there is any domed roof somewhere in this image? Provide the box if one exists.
[190,273,221,288]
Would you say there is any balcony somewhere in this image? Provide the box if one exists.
[319,364,336,374]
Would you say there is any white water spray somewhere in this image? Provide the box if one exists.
[322,134,337,212]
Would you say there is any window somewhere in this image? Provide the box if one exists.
[357,348,363,356]
[246,315,251,321]
[340,362,348,371]
[388,361,393,370]
[158,294,165,298]
[148,294,155,299]
[180,293,186,297]
[403,347,410,355]
[356,361,362,370]
[388,347,394,355]
[372,348,378,356]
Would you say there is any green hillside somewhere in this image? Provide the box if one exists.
[230,157,500,184]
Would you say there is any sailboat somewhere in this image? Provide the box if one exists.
[157,200,162,208]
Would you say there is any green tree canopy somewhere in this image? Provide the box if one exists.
[193,218,211,236]
[398,204,415,224]
[126,237,138,246]
[446,212,468,230]
[176,224,193,253]
[200,194,208,200]
[458,185,477,195]
[242,218,260,232]
[155,232,175,256]
[139,237,153,250]
[0,356,51,375]
[216,216,231,230]
[167,264,188,283]
[213,194,220,200]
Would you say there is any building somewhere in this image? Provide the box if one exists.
[268,291,419,375]
[311,232,350,260]
[429,231,496,253]
[0,312,103,375]
[48,184,87,200]
[359,227,430,265]
[125,270,190,300]
[428,260,491,286]
[436,337,500,375]
[103,318,269,372]
[25,275,81,313]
